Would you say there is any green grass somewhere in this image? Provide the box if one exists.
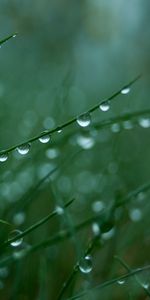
[0,31,150,300]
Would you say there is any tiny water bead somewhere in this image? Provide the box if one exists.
[99,101,110,112]
[122,120,133,130]
[129,208,142,222]
[8,229,23,247]
[55,206,64,215]
[17,143,30,155]
[76,113,91,127]
[0,153,8,162]
[92,222,100,236]
[117,279,125,285]
[79,255,92,274]
[39,132,51,143]
[121,87,130,95]
[92,201,105,213]
[111,123,121,133]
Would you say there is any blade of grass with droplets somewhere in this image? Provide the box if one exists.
[0,32,17,46]
[0,198,74,249]
[0,75,141,158]
[56,236,100,300]
[114,256,150,297]
[66,265,150,300]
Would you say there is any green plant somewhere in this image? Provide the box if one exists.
[0,31,150,300]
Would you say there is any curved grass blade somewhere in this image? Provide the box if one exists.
[0,32,17,46]
[0,75,141,157]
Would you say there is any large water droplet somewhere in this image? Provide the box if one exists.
[17,144,30,155]
[39,132,51,143]
[0,153,8,162]
[121,87,130,95]
[79,255,92,274]
[8,229,23,247]
[138,117,150,128]
[99,101,110,112]
[76,113,91,127]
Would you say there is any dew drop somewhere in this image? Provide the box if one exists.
[55,206,64,215]
[8,229,23,247]
[122,120,133,130]
[39,132,51,143]
[138,117,150,128]
[129,208,142,222]
[76,113,91,127]
[142,282,149,289]
[12,212,26,225]
[117,279,125,285]
[76,135,95,149]
[17,144,30,155]
[79,255,92,274]
[0,153,8,162]
[121,87,130,95]
[92,223,100,236]
[99,101,110,112]
[92,201,105,213]
[111,123,120,133]
[13,34,17,38]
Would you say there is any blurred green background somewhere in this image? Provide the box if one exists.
[0,1,150,299]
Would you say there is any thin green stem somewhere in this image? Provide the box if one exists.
[0,32,18,45]
[56,236,99,300]
[114,255,150,297]
[0,75,141,155]
[67,265,150,300]
[0,198,74,249]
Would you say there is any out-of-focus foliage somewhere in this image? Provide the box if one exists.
[0,1,150,299]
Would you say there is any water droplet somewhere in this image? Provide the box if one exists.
[12,212,26,225]
[17,144,30,155]
[122,120,133,130]
[129,208,142,222]
[8,229,23,247]
[55,206,64,215]
[46,148,59,159]
[117,279,125,285]
[92,201,105,213]
[76,113,91,127]
[138,117,150,128]
[13,34,17,38]
[99,101,110,112]
[101,227,116,240]
[57,127,62,133]
[142,282,149,289]
[39,132,51,143]
[92,223,100,236]
[76,135,95,149]
[79,255,92,274]
[111,123,120,133]
[0,153,8,162]
[121,87,130,95]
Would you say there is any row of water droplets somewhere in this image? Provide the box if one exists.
[0,86,131,163]
[0,131,52,163]
[76,87,131,128]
